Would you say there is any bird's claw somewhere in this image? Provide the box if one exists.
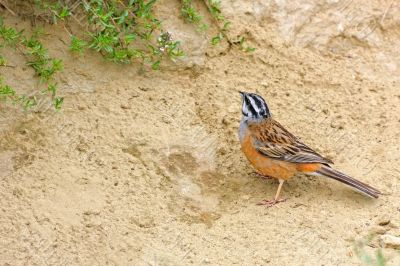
[256,198,287,207]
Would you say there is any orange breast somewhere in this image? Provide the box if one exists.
[241,131,321,179]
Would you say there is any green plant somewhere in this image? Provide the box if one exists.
[207,0,224,21]
[35,0,185,66]
[238,36,255,52]
[181,0,201,23]
[24,39,64,82]
[0,19,23,46]
[34,0,71,23]
[0,78,38,110]
[0,54,6,65]
[354,236,386,266]
[69,35,87,53]
[180,0,208,31]
[202,0,255,52]
[0,19,63,110]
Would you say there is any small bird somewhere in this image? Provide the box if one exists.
[238,91,380,207]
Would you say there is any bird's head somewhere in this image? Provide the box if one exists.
[239,91,271,121]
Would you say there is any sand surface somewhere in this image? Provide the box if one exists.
[1,0,400,265]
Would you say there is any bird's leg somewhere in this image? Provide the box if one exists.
[257,179,287,207]
[252,171,273,180]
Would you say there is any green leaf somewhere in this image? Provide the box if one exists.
[151,60,160,70]
[69,35,87,53]
[59,6,71,19]
[0,84,16,97]
[245,47,256,53]
[198,23,209,32]
[211,33,223,45]
[54,97,64,110]
[223,21,231,31]
[124,33,136,43]
[0,54,6,66]
[239,36,245,45]
[47,83,57,97]
[20,95,37,110]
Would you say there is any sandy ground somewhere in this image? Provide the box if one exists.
[1,0,400,265]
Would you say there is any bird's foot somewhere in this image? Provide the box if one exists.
[252,171,273,180]
[256,198,287,207]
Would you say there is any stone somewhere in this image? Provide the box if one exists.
[380,234,400,249]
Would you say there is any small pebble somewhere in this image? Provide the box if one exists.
[120,104,130,109]
[377,216,391,226]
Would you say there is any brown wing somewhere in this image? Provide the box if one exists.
[249,119,333,165]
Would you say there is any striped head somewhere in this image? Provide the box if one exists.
[239,91,271,121]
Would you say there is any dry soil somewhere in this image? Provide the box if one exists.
[1,0,400,265]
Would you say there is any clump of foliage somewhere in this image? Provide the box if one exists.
[36,0,185,66]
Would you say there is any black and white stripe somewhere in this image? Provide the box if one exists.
[239,91,271,119]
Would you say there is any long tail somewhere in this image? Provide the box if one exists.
[316,165,381,198]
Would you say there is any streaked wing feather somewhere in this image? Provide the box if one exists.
[256,144,332,164]
[251,119,333,165]
[283,151,332,164]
